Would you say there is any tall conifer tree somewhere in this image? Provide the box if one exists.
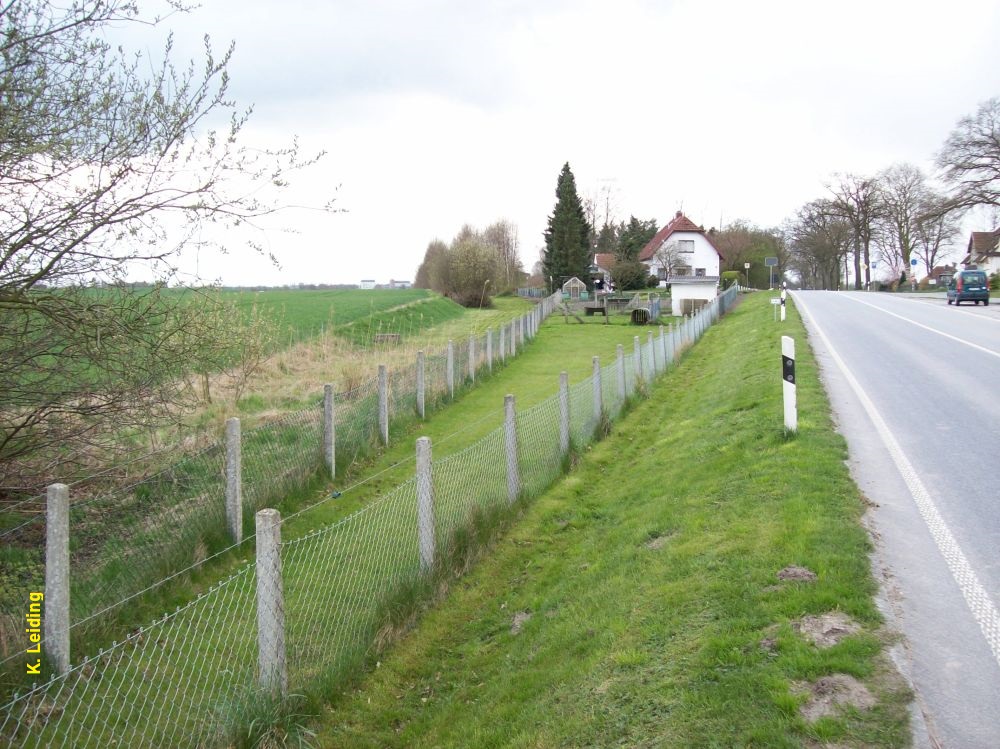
[542,163,592,290]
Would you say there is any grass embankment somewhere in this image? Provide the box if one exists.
[281,313,650,539]
[0,298,639,700]
[0,293,534,697]
[317,294,911,747]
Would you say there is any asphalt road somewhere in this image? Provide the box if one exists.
[792,290,1000,748]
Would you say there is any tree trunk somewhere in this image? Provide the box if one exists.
[852,239,863,290]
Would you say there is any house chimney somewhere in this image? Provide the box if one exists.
[675,210,682,218]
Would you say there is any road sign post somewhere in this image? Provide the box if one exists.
[765,256,778,289]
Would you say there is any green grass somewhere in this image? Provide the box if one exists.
[226,288,433,341]
[1,303,658,746]
[279,313,652,538]
[2,296,911,746]
[314,294,912,748]
[221,287,476,348]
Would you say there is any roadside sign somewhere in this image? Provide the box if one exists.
[910,258,918,266]
[764,257,778,267]
[770,298,781,305]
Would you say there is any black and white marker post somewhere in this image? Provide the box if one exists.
[780,284,787,322]
[782,335,797,432]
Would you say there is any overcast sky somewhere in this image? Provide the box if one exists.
[152,0,1000,286]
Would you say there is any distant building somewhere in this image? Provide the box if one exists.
[639,211,723,316]
[359,279,376,290]
[389,279,412,289]
[925,264,957,287]
[961,228,1000,275]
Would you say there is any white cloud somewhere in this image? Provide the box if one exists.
[148,0,1000,285]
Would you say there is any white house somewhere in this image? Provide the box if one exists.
[961,229,1000,275]
[639,211,724,316]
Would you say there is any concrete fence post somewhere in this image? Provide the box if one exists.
[504,394,520,503]
[378,364,389,446]
[255,508,287,697]
[666,324,675,365]
[416,352,426,419]
[416,437,435,573]
[499,325,506,364]
[44,483,70,676]
[633,335,643,386]
[510,322,517,357]
[647,331,656,379]
[447,340,455,399]
[225,417,242,544]
[323,385,336,478]
[616,344,626,402]
[659,326,667,370]
[486,329,493,374]
[559,372,570,456]
[468,336,476,384]
[592,356,603,429]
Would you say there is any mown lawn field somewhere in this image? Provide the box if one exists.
[314,293,912,748]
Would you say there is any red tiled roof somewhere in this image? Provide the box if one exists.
[594,253,616,270]
[968,229,1000,257]
[638,211,723,261]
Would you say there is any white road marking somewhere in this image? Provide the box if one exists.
[840,295,1000,359]
[794,292,1000,669]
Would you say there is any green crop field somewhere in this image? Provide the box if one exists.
[220,288,470,346]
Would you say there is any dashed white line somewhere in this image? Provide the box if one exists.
[794,292,1000,669]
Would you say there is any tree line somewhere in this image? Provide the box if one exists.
[413,220,525,306]
[786,98,1000,290]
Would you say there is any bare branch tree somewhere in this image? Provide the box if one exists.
[875,163,927,279]
[786,199,853,290]
[0,1,328,489]
[482,219,522,291]
[828,173,883,289]
[937,97,1000,211]
[651,241,684,281]
[914,194,962,274]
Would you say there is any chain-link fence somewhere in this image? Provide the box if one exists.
[1,287,736,746]
[0,297,560,687]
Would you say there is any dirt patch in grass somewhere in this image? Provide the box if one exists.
[794,674,876,723]
[510,611,532,635]
[793,612,860,649]
[777,565,817,582]
[644,531,675,551]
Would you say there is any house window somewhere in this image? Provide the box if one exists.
[674,266,690,277]
[695,268,706,277]
[658,267,668,280]
[678,240,695,253]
